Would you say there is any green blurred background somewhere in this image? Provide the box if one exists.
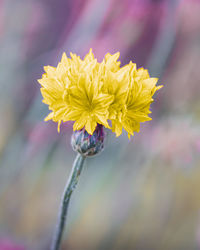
[0,0,200,249]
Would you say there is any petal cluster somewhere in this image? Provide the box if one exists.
[38,49,162,137]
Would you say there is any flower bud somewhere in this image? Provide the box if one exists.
[71,124,105,157]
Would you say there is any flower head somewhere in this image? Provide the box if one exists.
[38,49,162,137]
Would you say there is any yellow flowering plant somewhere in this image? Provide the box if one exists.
[38,49,162,138]
[38,50,162,250]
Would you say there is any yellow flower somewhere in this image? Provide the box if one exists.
[38,49,162,137]
[111,63,163,137]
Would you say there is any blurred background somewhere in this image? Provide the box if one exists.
[0,0,200,249]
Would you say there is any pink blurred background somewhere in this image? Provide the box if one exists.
[0,0,200,249]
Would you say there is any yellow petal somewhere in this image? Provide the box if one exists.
[57,120,61,133]
[44,112,54,121]
[85,119,97,135]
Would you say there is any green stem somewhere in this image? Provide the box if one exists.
[51,153,85,250]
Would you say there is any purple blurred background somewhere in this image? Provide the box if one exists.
[0,0,200,249]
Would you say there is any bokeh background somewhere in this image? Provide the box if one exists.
[0,0,200,249]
